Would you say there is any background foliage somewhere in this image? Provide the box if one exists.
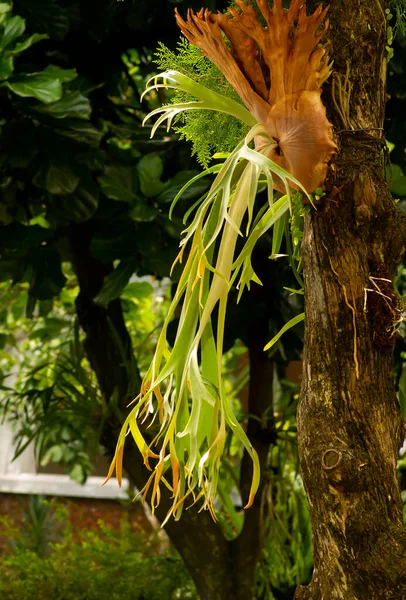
[0,496,197,600]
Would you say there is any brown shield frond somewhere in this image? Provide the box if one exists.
[175,0,336,192]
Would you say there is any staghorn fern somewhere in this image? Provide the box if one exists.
[105,0,335,522]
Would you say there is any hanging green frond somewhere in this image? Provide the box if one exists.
[105,69,309,521]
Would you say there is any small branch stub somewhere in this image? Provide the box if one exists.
[321,448,342,471]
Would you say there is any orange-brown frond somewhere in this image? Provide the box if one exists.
[174,7,269,122]
[215,10,268,100]
[175,1,336,192]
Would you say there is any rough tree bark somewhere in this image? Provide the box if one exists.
[68,223,278,600]
[296,1,406,598]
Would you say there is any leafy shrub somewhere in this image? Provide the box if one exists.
[0,500,197,600]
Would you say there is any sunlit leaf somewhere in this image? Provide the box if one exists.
[264,313,305,351]
[6,32,47,55]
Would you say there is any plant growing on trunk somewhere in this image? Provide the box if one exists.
[106,0,336,520]
[107,0,406,596]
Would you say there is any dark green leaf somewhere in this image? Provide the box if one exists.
[31,90,91,120]
[0,254,26,283]
[14,0,69,40]
[0,223,51,251]
[28,245,66,300]
[1,119,37,167]
[48,179,99,224]
[136,222,162,256]
[6,32,48,55]
[90,221,137,263]
[98,164,137,203]
[156,170,209,204]
[93,260,136,307]
[52,119,103,147]
[33,162,79,195]
[136,223,178,277]
[136,153,169,198]
[65,180,99,222]
[1,15,25,48]
[130,198,158,222]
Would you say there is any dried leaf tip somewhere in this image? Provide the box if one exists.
[175,0,336,192]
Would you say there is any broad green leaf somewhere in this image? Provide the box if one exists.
[98,164,137,203]
[5,65,75,103]
[130,198,158,222]
[93,260,136,307]
[41,444,64,465]
[157,169,209,204]
[389,164,406,197]
[90,223,137,263]
[6,32,47,55]
[48,180,99,224]
[65,181,99,222]
[40,65,77,83]
[264,313,305,351]
[3,71,62,103]
[33,162,80,195]
[136,153,169,198]
[31,90,91,120]
[29,317,67,341]
[28,245,67,300]
[52,119,103,147]
[1,15,25,48]
[69,463,85,483]
[122,281,153,301]
[0,55,13,80]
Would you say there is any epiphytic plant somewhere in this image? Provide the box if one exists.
[105,0,336,522]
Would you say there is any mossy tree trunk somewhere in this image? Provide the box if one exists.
[296,1,406,598]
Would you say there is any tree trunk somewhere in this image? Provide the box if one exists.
[296,1,406,598]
